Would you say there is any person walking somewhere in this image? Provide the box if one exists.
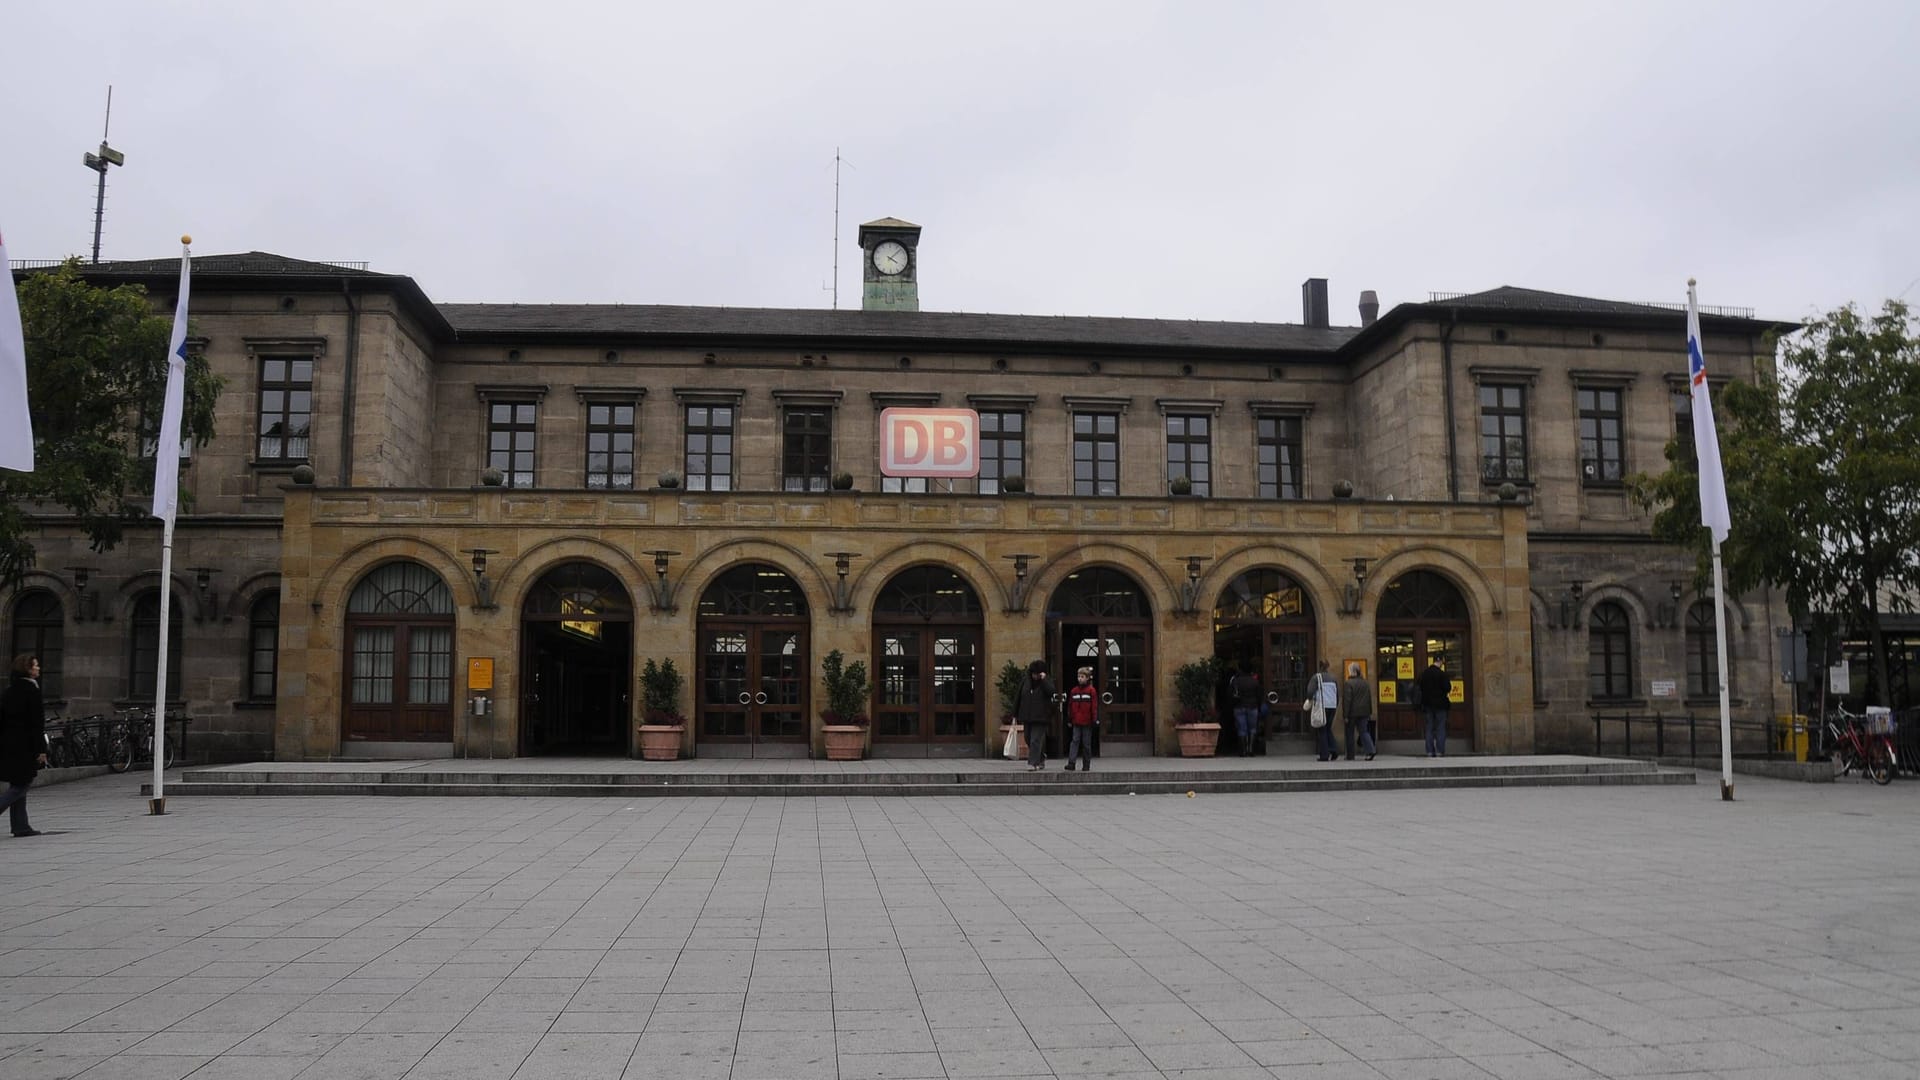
[1306,660,1340,761]
[1343,662,1375,761]
[1063,667,1098,771]
[1418,658,1453,757]
[1016,659,1059,770]
[1230,664,1262,757]
[0,654,49,838]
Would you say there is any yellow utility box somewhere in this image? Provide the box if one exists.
[1774,715,1809,762]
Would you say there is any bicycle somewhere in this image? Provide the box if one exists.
[106,707,179,774]
[46,713,108,768]
[1827,707,1897,785]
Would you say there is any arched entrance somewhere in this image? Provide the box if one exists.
[342,562,455,744]
[872,565,984,757]
[519,562,633,755]
[1375,569,1473,748]
[696,563,809,757]
[1211,568,1317,754]
[1046,566,1153,755]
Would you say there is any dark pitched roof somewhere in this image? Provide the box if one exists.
[84,251,385,276]
[1424,286,1681,317]
[436,303,1359,357]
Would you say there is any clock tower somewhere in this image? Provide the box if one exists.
[858,217,921,312]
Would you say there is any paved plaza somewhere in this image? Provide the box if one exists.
[1,773,1916,1079]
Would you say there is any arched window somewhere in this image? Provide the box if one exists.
[1685,601,1723,699]
[1587,601,1632,701]
[697,563,808,618]
[1047,566,1150,618]
[249,593,281,701]
[129,589,184,701]
[344,562,455,742]
[9,591,64,700]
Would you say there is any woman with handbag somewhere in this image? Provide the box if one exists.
[1304,660,1339,762]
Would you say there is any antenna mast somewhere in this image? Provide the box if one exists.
[832,148,842,310]
[83,86,126,264]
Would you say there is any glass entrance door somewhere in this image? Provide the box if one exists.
[1376,630,1469,741]
[874,628,981,747]
[698,623,809,749]
[1055,622,1151,744]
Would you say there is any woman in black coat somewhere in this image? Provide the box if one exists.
[0,653,48,837]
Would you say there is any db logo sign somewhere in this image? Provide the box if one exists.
[880,408,980,478]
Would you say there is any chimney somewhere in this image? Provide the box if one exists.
[1302,278,1329,329]
[1359,290,1380,327]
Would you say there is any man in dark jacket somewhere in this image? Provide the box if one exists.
[1015,659,1059,770]
[0,654,49,837]
[1230,665,1262,757]
[1417,659,1453,758]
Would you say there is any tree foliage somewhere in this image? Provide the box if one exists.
[1628,300,1920,702]
[0,260,223,589]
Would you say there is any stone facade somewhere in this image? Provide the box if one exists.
[1,246,1792,763]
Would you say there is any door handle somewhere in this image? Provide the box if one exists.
[1100,692,1114,705]
[737,691,752,705]
[754,692,769,705]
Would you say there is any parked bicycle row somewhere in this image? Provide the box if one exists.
[43,709,184,773]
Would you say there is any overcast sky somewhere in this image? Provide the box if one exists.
[6,1,1917,327]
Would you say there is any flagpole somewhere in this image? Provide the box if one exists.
[1712,542,1733,801]
[1687,277,1735,801]
[151,235,191,816]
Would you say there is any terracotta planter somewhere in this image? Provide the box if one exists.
[823,724,867,761]
[637,724,684,761]
[1175,722,1220,757]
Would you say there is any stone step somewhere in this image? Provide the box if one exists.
[152,761,1693,798]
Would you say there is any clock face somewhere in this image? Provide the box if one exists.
[872,240,909,276]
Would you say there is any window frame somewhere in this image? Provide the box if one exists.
[1160,402,1217,497]
[1478,382,1529,483]
[1685,600,1724,699]
[1586,600,1633,701]
[1071,411,1121,497]
[1250,402,1311,500]
[1572,377,1630,487]
[682,400,737,492]
[967,394,1035,495]
[248,592,281,702]
[780,405,833,492]
[128,588,185,703]
[255,353,315,463]
[581,394,639,491]
[476,384,548,490]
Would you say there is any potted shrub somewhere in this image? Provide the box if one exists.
[657,469,682,489]
[1172,657,1222,757]
[637,658,687,760]
[830,469,854,491]
[995,659,1027,758]
[820,649,871,760]
[1169,473,1193,496]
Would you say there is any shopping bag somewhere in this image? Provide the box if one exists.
[1002,726,1018,759]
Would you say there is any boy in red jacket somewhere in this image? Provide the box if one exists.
[1064,666,1099,771]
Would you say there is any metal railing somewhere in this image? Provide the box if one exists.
[1590,710,1793,762]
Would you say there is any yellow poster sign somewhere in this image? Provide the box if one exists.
[468,657,495,691]
[1449,679,1465,703]
[1396,656,1415,680]
[1379,681,1398,704]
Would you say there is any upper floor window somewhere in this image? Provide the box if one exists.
[249,592,280,701]
[257,355,314,462]
[1072,412,1120,497]
[782,406,832,492]
[1577,386,1624,484]
[975,409,1025,494]
[1479,383,1528,482]
[487,402,538,488]
[1165,414,1211,496]
[585,403,636,490]
[1256,415,1303,499]
[684,404,734,491]
[1587,600,1632,700]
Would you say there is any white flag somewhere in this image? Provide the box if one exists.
[152,246,191,523]
[0,227,33,473]
[1687,283,1731,545]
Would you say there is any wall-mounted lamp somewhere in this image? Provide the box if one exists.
[1657,580,1686,628]
[643,549,681,612]
[187,566,219,622]
[66,565,98,621]
[1175,554,1212,613]
[1340,556,1372,615]
[1005,553,1037,612]
[824,551,861,613]
[462,548,498,611]
[1559,579,1587,630]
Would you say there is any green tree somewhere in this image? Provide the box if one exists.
[0,260,223,589]
[1628,300,1920,705]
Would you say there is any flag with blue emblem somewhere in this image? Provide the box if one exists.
[1687,282,1730,545]
[152,245,191,523]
